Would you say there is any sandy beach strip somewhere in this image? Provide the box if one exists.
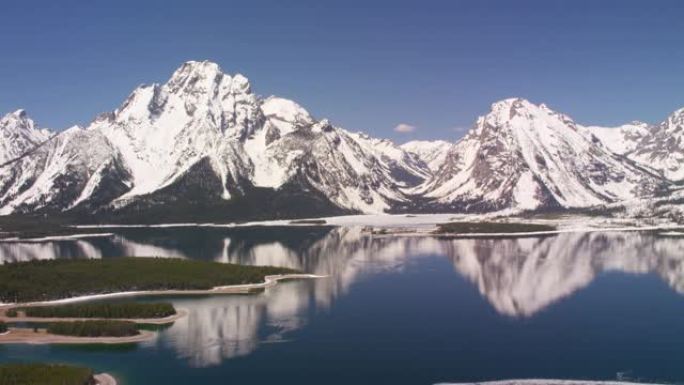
[0,327,155,345]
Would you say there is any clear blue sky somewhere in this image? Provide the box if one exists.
[1,0,683,142]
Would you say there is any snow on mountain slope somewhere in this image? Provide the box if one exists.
[0,125,131,214]
[580,122,649,155]
[0,61,429,217]
[90,61,429,213]
[580,108,684,182]
[88,61,261,201]
[628,108,684,181]
[0,110,52,165]
[347,133,431,184]
[265,119,430,212]
[417,98,668,212]
[1,61,678,220]
[401,140,453,172]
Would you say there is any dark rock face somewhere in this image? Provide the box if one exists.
[92,158,351,224]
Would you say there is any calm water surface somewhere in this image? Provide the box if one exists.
[1,226,684,384]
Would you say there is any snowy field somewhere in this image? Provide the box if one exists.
[70,213,683,234]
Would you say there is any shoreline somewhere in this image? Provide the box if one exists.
[0,327,156,345]
[0,273,326,308]
[0,274,323,346]
[64,215,684,237]
[0,232,114,242]
[0,308,188,325]
[66,213,682,231]
[370,224,682,239]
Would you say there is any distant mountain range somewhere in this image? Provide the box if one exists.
[1,61,682,223]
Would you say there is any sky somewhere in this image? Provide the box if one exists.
[1,0,683,142]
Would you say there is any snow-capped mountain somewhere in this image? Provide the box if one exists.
[580,121,650,155]
[629,108,684,182]
[1,62,681,222]
[415,98,669,212]
[400,140,453,172]
[0,125,131,215]
[0,61,429,220]
[0,110,52,165]
[580,108,684,182]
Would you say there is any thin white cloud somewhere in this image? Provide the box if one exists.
[393,123,416,133]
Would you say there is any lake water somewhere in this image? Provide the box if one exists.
[1,226,684,384]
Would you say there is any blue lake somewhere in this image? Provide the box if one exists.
[1,226,684,384]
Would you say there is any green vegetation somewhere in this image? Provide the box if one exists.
[47,320,139,337]
[0,257,297,303]
[0,364,95,385]
[289,219,327,225]
[0,321,7,334]
[434,221,557,234]
[0,215,105,240]
[15,302,176,319]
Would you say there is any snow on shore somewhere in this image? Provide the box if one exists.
[68,214,684,237]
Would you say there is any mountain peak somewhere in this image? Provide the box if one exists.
[486,98,544,122]
[174,60,223,77]
[0,109,53,165]
[490,97,535,110]
[1,109,35,132]
[168,61,223,90]
[10,109,28,118]
[262,96,313,125]
[665,106,684,127]
[478,99,541,134]
[480,98,579,135]
[166,60,251,97]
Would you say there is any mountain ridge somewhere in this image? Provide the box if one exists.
[0,61,429,221]
[1,61,682,223]
[414,98,670,213]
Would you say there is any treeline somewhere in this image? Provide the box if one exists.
[0,321,7,334]
[0,363,95,385]
[0,257,297,303]
[434,221,557,234]
[47,320,140,337]
[11,302,176,319]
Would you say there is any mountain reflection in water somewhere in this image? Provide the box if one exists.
[2,226,683,367]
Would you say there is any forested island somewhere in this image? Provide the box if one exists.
[47,320,140,338]
[7,302,176,319]
[0,258,298,303]
[0,363,99,385]
[434,221,557,234]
